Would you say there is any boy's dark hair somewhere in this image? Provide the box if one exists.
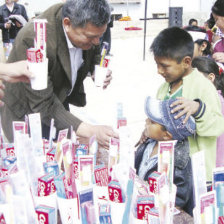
[194,39,211,56]
[150,27,194,63]
[192,56,224,97]
[189,18,198,26]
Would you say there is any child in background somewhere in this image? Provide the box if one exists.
[192,56,224,167]
[193,39,211,57]
[135,96,196,215]
[149,27,224,181]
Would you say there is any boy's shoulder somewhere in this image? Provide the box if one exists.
[184,68,206,81]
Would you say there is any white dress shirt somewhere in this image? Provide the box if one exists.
[63,28,83,95]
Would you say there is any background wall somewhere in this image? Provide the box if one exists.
[0,0,216,26]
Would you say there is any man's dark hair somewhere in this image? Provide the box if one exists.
[189,18,198,26]
[62,0,111,27]
[150,27,194,63]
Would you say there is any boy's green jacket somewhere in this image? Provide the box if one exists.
[157,68,224,181]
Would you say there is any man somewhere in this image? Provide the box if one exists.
[188,18,198,27]
[1,0,118,148]
[0,0,28,45]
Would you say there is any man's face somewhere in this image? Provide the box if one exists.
[191,21,198,26]
[5,0,14,4]
[64,19,107,50]
[154,56,188,84]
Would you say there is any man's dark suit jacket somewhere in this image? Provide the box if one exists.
[0,2,28,43]
[1,3,101,142]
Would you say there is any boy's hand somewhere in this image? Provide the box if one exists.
[170,97,199,124]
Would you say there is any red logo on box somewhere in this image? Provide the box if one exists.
[38,174,55,197]
[36,211,49,224]
[6,146,15,157]
[148,171,161,194]
[27,48,43,63]
[137,204,154,220]
[108,186,123,203]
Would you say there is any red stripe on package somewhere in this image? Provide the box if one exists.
[34,19,47,52]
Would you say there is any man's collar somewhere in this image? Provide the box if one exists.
[6,2,14,8]
[4,3,14,10]
[63,25,76,49]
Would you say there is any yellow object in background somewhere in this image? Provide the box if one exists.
[119,16,131,21]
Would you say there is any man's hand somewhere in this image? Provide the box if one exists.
[15,21,22,28]
[76,122,119,149]
[91,68,112,89]
[93,125,118,148]
[170,97,200,124]
[103,69,112,89]
[5,22,11,29]
[0,61,34,83]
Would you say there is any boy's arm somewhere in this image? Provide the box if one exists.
[157,77,224,137]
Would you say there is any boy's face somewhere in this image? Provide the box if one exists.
[144,118,172,141]
[154,56,191,84]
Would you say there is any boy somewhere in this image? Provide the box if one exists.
[149,27,224,181]
[135,96,196,215]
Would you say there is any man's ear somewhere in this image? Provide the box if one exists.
[182,56,192,68]
[163,131,173,141]
[63,17,71,32]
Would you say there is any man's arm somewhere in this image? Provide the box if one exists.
[7,24,118,148]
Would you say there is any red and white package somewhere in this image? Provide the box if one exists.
[79,155,94,188]
[46,147,56,162]
[0,213,6,224]
[148,171,161,194]
[57,129,68,143]
[12,121,26,136]
[137,195,155,220]
[108,180,124,203]
[6,145,15,157]
[219,216,224,224]
[102,57,110,68]
[94,166,109,186]
[34,19,47,53]
[38,172,56,197]
[27,48,43,63]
